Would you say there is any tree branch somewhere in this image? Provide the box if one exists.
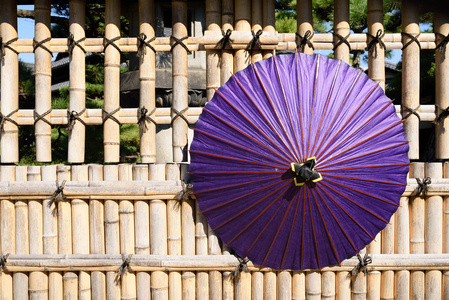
[17,9,69,28]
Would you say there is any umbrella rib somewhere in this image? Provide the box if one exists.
[306,54,321,159]
[273,54,302,160]
[202,105,292,164]
[317,163,411,172]
[224,183,291,246]
[315,72,375,159]
[322,173,406,187]
[306,186,322,270]
[322,178,400,207]
[317,120,405,167]
[215,86,296,163]
[317,99,393,163]
[189,171,285,175]
[295,52,306,161]
[251,64,300,162]
[300,187,307,270]
[194,127,290,168]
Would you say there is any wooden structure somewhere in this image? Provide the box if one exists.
[0,0,448,298]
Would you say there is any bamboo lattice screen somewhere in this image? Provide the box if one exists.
[0,0,448,298]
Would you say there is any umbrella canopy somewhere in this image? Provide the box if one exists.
[189,53,409,271]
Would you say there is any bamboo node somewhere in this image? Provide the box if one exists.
[296,30,314,52]
[102,108,121,125]
[103,36,122,54]
[332,32,351,51]
[247,30,263,50]
[67,108,87,132]
[170,35,192,54]
[34,109,52,126]
[48,180,67,214]
[401,104,421,121]
[0,109,19,132]
[67,33,86,54]
[171,107,190,125]
[0,37,19,61]
[217,29,233,49]
[433,104,449,124]
[137,33,156,58]
[138,106,156,134]
[33,37,52,54]
[366,29,385,58]
[115,254,133,285]
[0,253,9,273]
[436,32,449,53]
[412,177,431,197]
[352,253,372,276]
[401,32,421,50]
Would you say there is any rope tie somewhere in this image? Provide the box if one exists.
[34,109,53,126]
[230,250,249,279]
[33,37,52,54]
[401,104,420,121]
[170,36,192,54]
[413,177,431,197]
[171,107,189,125]
[436,32,449,53]
[67,108,86,133]
[401,32,421,50]
[0,254,9,273]
[103,36,122,54]
[176,181,193,201]
[115,254,133,285]
[138,106,156,134]
[366,29,385,58]
[332,32,351,51]
[247,30,263,50]
[296,30,314,52]
[0,37,19,60]
[352,253,371,276]
[217,29,233,50]
[102,108,121,125]
[0,109,19,132]
[137,33,156,59]
[67,33,86,54]
[433,104,449,124]
[48,180,67,209]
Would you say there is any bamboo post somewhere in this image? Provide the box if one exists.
[172,0,189,162]
[264,271,276,300]
[297,0,314,54]
[34,0,52,162]
[67,0,87,163]
[322,271,335,300]
[133,164,150,299]
[221,0,234,85]
[139,0,157,163]
[63,272,78,299]
[251,0,263,63]
[223,272,234,300]
[380,221,394,300]
[104,0,121,163]
[425,163,443,299]
[367,0,385,90]
[401,0,420,160]
[252,271,263,300]
[435,11,449,159]
[235,271,251,300]
[89,164,106,300]
[278,271,292,300]
[410,162,425,299]
[71,165,91,299]
[262,0,275,60]
[366,232,380,299]
[445,162,449,299]
[166,163,182,300]
[0,0,19,163]
[208,216,222,299]
[234,0,251,71]
[150,164,169,299]
[306,271,321,299]
[292,272,305,300]
[196,192,209,300]
[336,271,351,300]
[206,0,221,101]
[333,0,350,64]
[104,165,120,299]
[42,165,63,300]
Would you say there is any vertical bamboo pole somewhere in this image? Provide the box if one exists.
[27,166,48,299]
[139,0,157,163]
[252,272,263,300]
[133,164,150,299]
[206,0,221,101]
[104,0,121,162]
[42,165,63,300]
[296,0,314,54]
[104,164,121,299]
[234,0,251,71]
[367,0,385,90]
[425,163,443,299]
[264,271,276,300]
[262,0,274,60]
[34,0,52,162]
[0,166,15,300]
[278,271,292,300]
[306,271,321,299]
[172,0,189,162]
[223,272,234,300]
[333,0,350,64]
[150,164,169,299]
[89,164,106,300]
[235,271,251,300]
[166,163,182,300]
[0,0,19,163]
[366,233,380,300]
[410,162,425,299]
[401,0,420,159]
[292,272,305,300]
[71,165,91,299]
[322,271,335,300]
[435,11,449,159]
[221,0,233,85]
[444,162,449,299]
[63,272,78,299]
[196,198,209,300]
[336,271,351,300]
[380,220,394,300]
[251,0,263,63]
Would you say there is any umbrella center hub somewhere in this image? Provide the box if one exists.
[291,157,322,186]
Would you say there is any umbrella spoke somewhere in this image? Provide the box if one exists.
[322,173,406,187]
[306,187,321,269]
[306,54,321,159]
[295,52,306,160]
[318,163,411,172]
[189,171,285,175]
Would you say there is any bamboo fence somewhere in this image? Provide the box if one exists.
[0,0,448,298]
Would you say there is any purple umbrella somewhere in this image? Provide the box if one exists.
[189,53,409,271]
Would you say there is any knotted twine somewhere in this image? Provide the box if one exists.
[352,253,372,276]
